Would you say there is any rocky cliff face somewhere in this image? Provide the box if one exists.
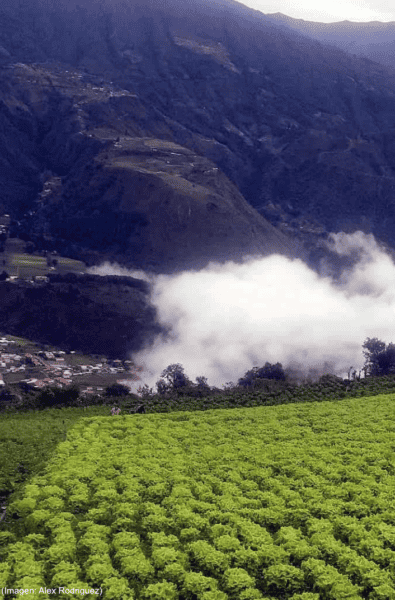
[2,0,395,272]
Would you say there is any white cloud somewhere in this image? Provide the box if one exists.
[88,231,395,391]
[88,261,153,282]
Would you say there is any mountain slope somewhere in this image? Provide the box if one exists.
[2,0,395,270]
[0,273,162,358]
[1,62,300,272]
[266,13,395,72]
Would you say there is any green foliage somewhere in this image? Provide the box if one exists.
[262,563,305,594]
[200,592,228,600]
[3,394,395,599]
[369,583,395,599]
[151,546,180,570]
[188,540,230,576]
[161,562,186,585]
[35,385,80,409]
[238,589,263,600]
[102,576,135,600]
[0,561,11,590]
[182,571,219,597]
[221,567,255,592]
[85,556,117,582]
[238,362,286,387]
[213,534,242,553]
[363,338,395,376]
[105,383,130,397]
[289,595,320,600]
[141,582,178,599]
[179,527,201,542]
[0,405,109,501]
[50,561,81,587]
[301,558,362,598]
[274,527,319,563]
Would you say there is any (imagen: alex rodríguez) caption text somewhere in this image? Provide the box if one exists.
[1,589,103,596]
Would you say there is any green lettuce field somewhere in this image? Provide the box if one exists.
[2,396,395,599]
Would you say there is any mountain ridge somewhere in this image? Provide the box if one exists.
[266,12,395,71]
[2,0,395,275]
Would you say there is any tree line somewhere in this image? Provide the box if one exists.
[137,338,395,399]
[2,337,394,411]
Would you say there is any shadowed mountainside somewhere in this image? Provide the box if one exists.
[0,274,163,358]
[0,61,302,272]
[2,0,395,273]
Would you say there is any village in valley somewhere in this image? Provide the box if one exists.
[0,215,147,400]
[0,335,143,398]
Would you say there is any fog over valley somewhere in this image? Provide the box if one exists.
[90,231,395,390]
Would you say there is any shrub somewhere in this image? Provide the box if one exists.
[105,383,130,397]
[238,363,286,388]
[35,386,79,408]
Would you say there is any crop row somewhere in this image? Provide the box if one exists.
[0,406,110,498]
[2,396,395,598]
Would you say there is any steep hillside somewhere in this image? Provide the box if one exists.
[2,0,395,270]
[0,62,302,272]
[0,274,162,358]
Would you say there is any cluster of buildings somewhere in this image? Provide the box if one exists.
[0,337,142,396]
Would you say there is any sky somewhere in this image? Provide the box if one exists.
[91,231,395,391]
[236,0,395,23]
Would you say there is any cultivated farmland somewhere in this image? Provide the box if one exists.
[1,239,85,279]
[2,396,395,598]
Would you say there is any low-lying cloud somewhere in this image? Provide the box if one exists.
[88,262,154,283]
[90,232,395,390]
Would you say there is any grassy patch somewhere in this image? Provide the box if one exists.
[2,335,32,348]
[1,240,85,279]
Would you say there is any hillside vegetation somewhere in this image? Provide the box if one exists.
[0,273,162,359]
[3,0,395,272]
[0,238,84,279]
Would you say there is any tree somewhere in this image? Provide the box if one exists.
[238,362,286,388]
[376,344,395,376]
[36,385,79,408]
[362,338,395,376]
[105,383,130,397]
[137,384,154,399]
[160,364,191,389]
[196,376,209,389]
[156,378,169,395]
